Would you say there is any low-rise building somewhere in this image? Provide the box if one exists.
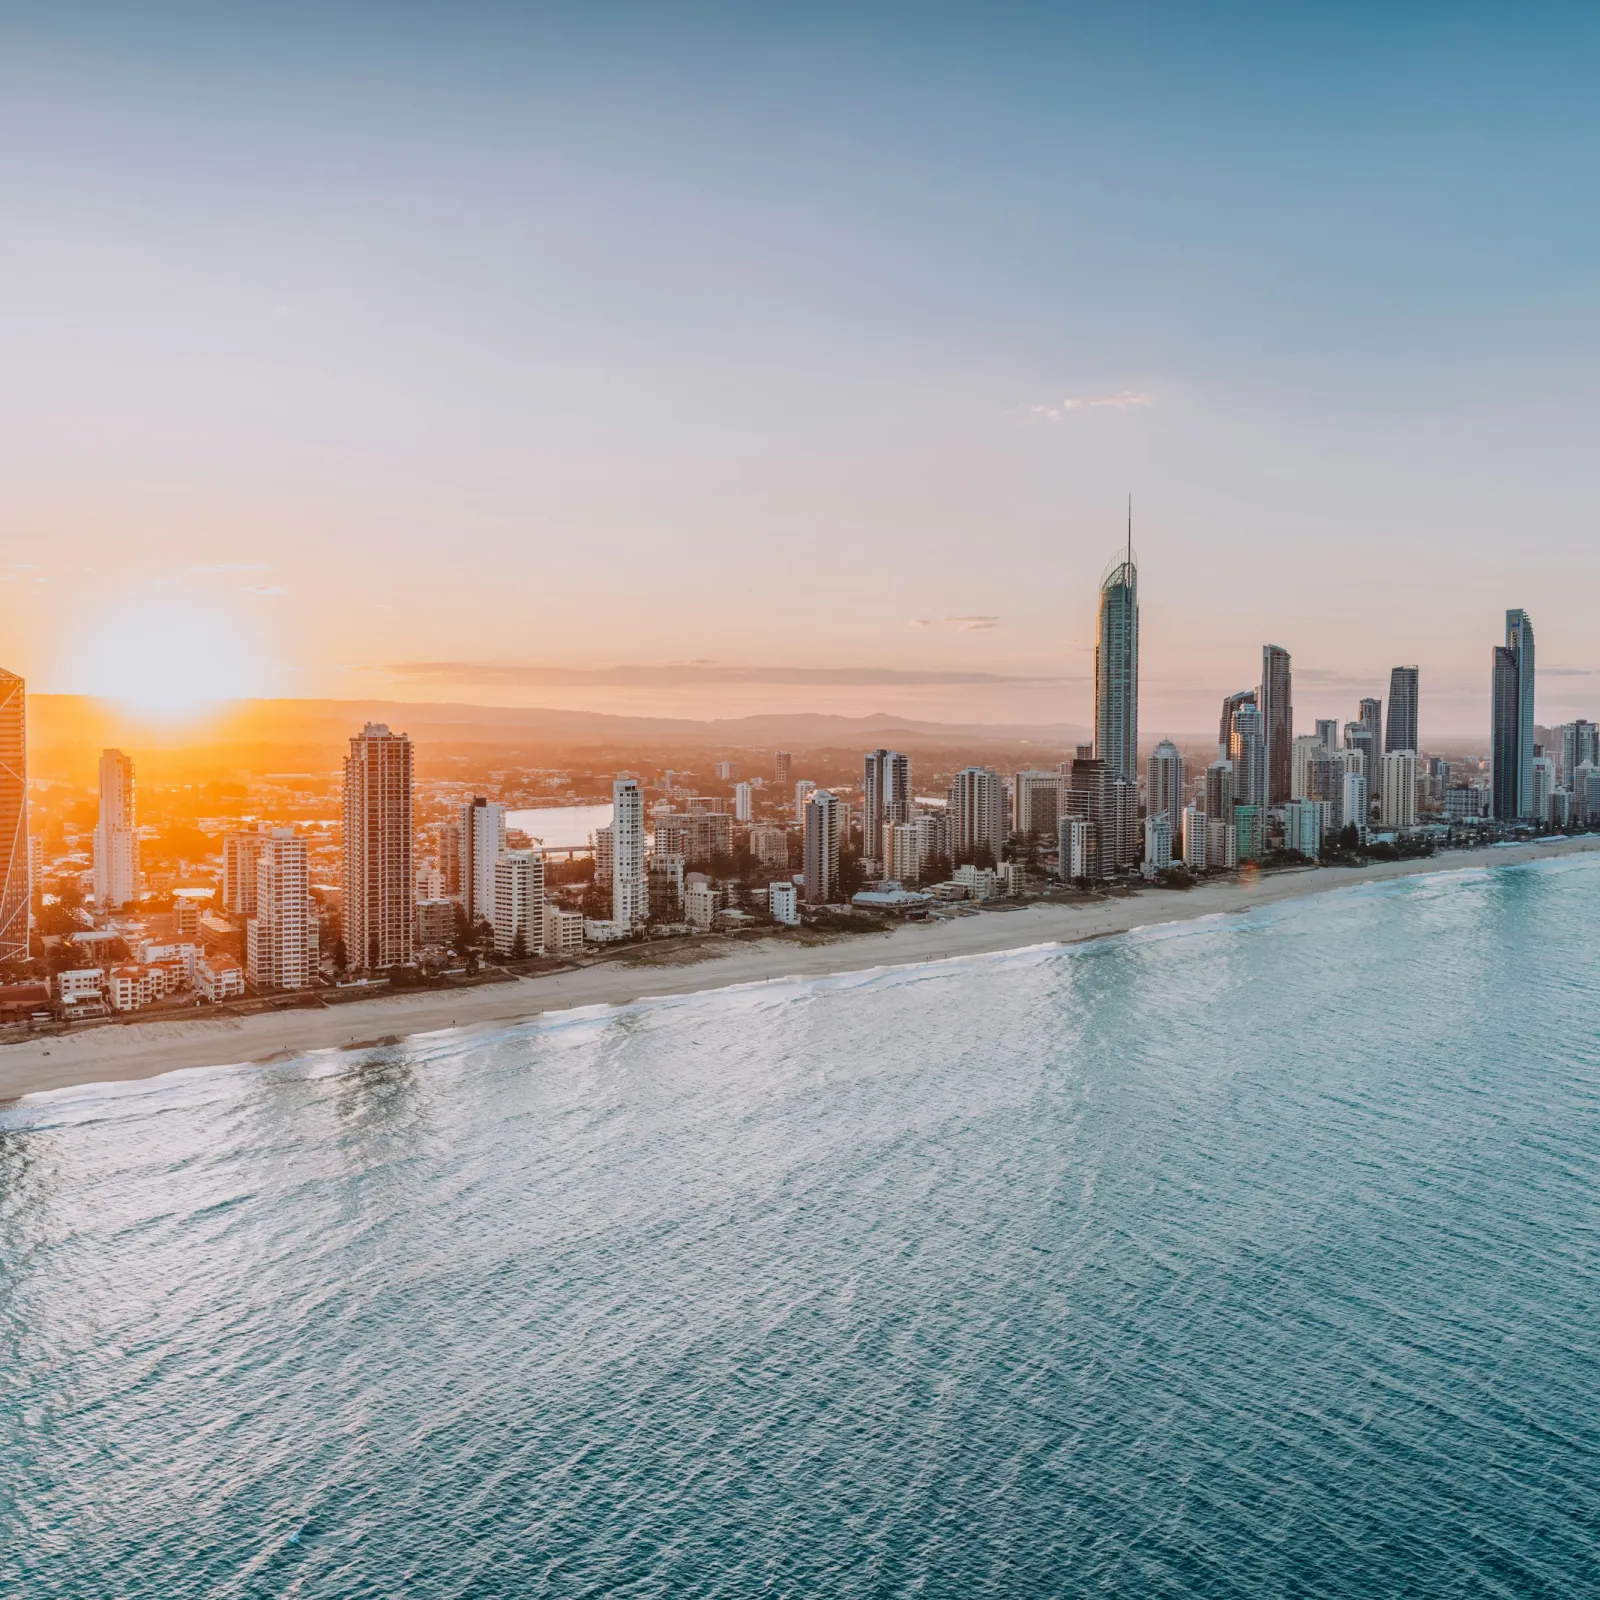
[685,879,720,930]
[768,881,799,925]
[953,864,1001,901]
[56,968,106,1005]
[543,904,585,956]
[196,953,246,1002]
[851,888,931,913]
[749,827,790,873]
[415,898,457,952]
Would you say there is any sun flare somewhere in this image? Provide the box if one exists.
[74,601,270,719]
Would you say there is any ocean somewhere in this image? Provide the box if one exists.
[3,857,1598,1596]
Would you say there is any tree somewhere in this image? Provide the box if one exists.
[511,930,527,960]
[1338,824,1361,853]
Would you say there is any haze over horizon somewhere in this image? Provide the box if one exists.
[4,2,1597,737]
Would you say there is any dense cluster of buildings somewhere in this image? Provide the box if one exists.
[0,570,1591,1021]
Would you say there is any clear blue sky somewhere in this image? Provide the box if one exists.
[2,2,1596,735]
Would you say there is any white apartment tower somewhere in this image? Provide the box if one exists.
[612,774,648,926]
[0,670,28,962]
[492,849,546,956]
[247,829,313,991]
[458,796,507,926]
[93,748,139,910]
[1379,750,1418,830]
[342,723,415,973]
[1145,740,1185,832]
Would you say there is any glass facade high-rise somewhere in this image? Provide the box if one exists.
[1260,645,1293,806]
[0,669,27,962]
[1386,666,1419,755]
[1094,551,1139,786]
[1228,702,1267,811]
[1359,698,1384,774]
[1505,609,1536,819]
[1219,690,1256,762]
[1491,646,1521,821]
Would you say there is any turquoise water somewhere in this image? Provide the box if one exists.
[4,858,1599,1596]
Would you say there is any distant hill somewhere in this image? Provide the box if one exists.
[24,695,1100,778]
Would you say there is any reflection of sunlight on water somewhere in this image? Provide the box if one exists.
[3,857,1599,1596]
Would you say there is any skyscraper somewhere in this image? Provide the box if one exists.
[1094,536,1139,785]
[1505,609,1536,819]
[342,723,414,973]
[1386,666,1419,754]
[1229,701,1266,811]
[1491,645,1521,822]
[223,831,268,916]
[947,766,1008,865]
[0,670,28,962]
[1145,739,1185,832]
[862,750,911,860]
[93,749,138,910]
[1359,698,1384,774]
[1260,645,1293,806]
[1219,690,1256,762]
[1013,771,1062,838]
[802,788,840,903]
[1204,758,1235,819]
[1064,754,1115,878]
[774,751,792,785]
[1314,719,1339,753]
[612,774,648,926]
[1379,750,1418,830]
[1557,720,1599,787]
[458,796,507,926]
[247,829,313,991]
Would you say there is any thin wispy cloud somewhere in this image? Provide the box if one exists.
[190,562,269,573]
[382,661,1058,688]
[909,616,1000,631]
[1031,391,1154,421]
[245,584,286,596]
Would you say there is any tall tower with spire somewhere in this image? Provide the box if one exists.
[1094,499,1140,786]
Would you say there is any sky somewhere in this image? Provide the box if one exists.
[1,1,1597,737]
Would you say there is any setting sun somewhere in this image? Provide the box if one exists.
[70,601,270,719]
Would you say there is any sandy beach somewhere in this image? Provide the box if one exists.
[5,835,1596,1101]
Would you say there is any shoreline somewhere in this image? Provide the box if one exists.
[6,835,1598,1103]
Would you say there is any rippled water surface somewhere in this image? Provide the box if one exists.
[4,859,1600,1596]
